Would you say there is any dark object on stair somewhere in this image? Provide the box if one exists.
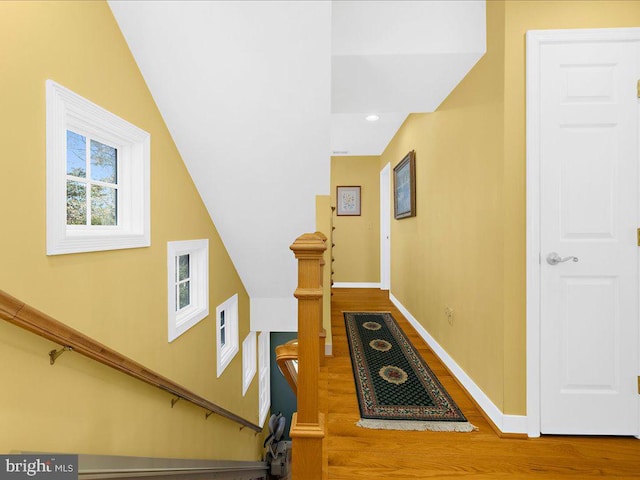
[263,412,291,479]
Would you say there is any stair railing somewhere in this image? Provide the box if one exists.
[275,339,299,395]
[0,289,262,432]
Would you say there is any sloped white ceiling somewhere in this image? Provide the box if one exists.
[109,0,485,331]
[331,0,485,155]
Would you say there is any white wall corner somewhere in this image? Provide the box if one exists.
[325,343,333,357]
[389,293,527,435]
[250,297,298,332]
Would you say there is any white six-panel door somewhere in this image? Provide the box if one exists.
[530,29,640,436]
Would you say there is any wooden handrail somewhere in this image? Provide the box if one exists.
[0,289,262,433]
[275,340,298,395]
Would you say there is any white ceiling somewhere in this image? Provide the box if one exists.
[330,0,485,156]
[331,112,409,157]
[109,0,486,331]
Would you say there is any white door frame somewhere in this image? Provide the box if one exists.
[526,27,640,438]
[380,163,391,290]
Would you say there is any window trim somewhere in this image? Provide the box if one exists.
[258,331,271,427]
[216,293,239,377]
[46,80,150,255]
[242,331,257,396]
[167,239,209,342]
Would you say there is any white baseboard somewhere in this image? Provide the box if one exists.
[333,282,381,288]
[325,343,332,356]
[389,293,527,435]
[503,414,528,435]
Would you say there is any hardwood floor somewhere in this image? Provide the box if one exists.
[326,288,640,479]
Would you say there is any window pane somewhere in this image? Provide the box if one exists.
[66,130,86,178]
[67,180,86,225]
[90,139,117,184]
[220,311,226,345]
[178,281,190,310]
[178,254,190,281]
[91,185,117,225]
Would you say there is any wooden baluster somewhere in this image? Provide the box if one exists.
[289,233,326,480]
[315,231,327,367]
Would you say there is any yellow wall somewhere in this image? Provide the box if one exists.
[330,156,380,284]
[0,1,262,459]
[381,0,507,411]
[380,0,640,416]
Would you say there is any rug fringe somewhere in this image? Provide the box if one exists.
[356,418,478,432]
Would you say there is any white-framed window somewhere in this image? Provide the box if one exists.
[242,331,257,396]
[258,331,271,427]
[216,293,239,377]
[46,80,150,255]
[167,239,209,342]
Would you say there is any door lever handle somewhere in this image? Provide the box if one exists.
[546,252,579,265]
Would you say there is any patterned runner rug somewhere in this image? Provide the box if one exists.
[344,311,476,432]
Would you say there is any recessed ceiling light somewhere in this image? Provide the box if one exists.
[365,114,380,122]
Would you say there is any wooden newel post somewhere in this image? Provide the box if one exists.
[289,232,327,480]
